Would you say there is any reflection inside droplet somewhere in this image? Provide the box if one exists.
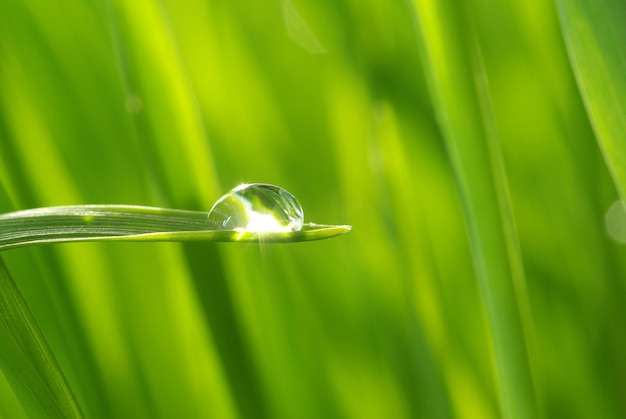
[208,183,304,232]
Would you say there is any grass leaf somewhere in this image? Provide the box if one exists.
[0,255,82,418]
[557,0,626,197]
[407,1,537,417]
[0,205,351,251]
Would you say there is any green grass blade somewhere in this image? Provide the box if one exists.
[0,255,82,418]
[556,0,626,197]
[0,205,351,251]
[407,1,537,417]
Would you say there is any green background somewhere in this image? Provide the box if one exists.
[1,0,626,417]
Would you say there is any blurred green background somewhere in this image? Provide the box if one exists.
[1,0,626,417]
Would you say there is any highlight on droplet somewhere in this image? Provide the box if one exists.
[207,183,304,233]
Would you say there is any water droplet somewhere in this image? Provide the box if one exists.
[208,183,304,232]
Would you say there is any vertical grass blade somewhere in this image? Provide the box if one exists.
[556,0,626,198]
[0,255,82,418]
[407,1,537,417]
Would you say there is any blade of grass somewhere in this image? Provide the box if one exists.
[407,1,537,417]
[0,205,351,251]
[0,255,82,418]
[470,33,541,416]
[556,0,626,199]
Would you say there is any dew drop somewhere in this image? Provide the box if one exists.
[208,183,304,232]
